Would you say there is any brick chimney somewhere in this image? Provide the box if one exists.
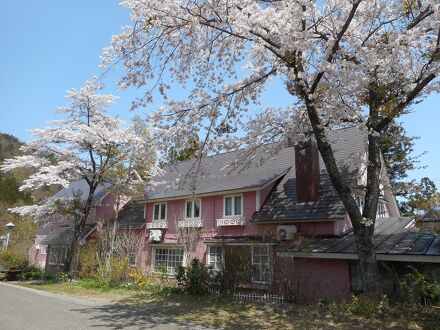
[295,139,320,203]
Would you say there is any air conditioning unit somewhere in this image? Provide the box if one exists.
[277,225,297,240]
[149,229,164,243]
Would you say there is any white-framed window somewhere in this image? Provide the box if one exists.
[40,246,47,255]
[252,245,271,284]
[153,203,167,221]
[378,203,387,218]
[153,247,184,275]
[207,245,224,271]
[186,199,201,219]
[357,195,365,214]
[224,194,243,217]
[48,246,68,266]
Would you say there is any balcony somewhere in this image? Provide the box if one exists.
[178,219,203,228]
[146,221,167,229]
[216,217,246,226]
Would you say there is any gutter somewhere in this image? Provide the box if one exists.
[276,251,440,263]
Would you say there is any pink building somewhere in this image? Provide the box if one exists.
[126,126,440,302]
[28,180,118,273]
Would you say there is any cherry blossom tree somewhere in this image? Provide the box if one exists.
[102,0,440,296]
[1,80,158,271]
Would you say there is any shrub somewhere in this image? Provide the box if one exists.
[0,251,27,270]
[399,266,440,305]
[43,273,56,281]
[76,242,99,279]
[21,267,44,280]
[176,258,212,295]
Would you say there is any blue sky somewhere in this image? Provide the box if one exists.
[0,1,439,187]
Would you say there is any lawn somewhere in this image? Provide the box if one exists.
[19,281,440,329]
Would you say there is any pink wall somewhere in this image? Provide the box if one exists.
[28,235,48,268]
[138,191,355,302]
[274,257,351,303]
[93,193,117,226]
[145,191,339,244]
[143,191,339,271]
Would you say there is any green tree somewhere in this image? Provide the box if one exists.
[380,121,422,199]
[0,133,35,255]
[160,136,201,167]
[401,177,440,217]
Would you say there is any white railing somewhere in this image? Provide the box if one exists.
[178,219,203,228]
[216,217,246,226]
[146,221,167,229]
[207,288,285,303]
[232,292,285,303]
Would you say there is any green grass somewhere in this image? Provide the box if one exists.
[19,281,440,329]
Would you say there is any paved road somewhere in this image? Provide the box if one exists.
[0,283,210,330]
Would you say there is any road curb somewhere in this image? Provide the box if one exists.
[0,282,104,306]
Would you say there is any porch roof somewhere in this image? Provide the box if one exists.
[277,217,440,263]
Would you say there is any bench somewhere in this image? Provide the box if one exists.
[0,269,22,281]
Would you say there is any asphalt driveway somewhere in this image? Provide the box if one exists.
[0,282,211,330]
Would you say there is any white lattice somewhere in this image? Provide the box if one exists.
[178,220,203,228]
[216,218,246,226]
[146,221,167,229]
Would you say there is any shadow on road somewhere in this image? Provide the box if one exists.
[70,294,215,329]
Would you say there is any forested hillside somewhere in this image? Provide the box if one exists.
[0,133,35,255]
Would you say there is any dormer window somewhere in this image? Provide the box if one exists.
[186,199,201,219]
[378,203,386,218]
[224,194,243,217]
[153,203,167,221]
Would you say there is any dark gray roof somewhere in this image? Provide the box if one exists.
[53,179,113,205]
[277,217,440,259]
[253,126,366,222]
[145,150,291,200]
[145,126,366,210]
[420,206,440,222]
[114,202,145,229]
[41,224,96,245]
[252,174,347,222]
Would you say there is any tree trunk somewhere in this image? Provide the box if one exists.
[304,99,382,298]
[63,184,97,272]
[106,194,122,276]
[355,224,380,296]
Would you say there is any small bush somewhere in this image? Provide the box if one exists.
[21,267,44,281]
[76,242,99,279]
[176,258,212,295]
[347,294,380,317]
[0,251,27,270]
[56,272,74,282]
[399,266,440,305]
[43,273,56,281]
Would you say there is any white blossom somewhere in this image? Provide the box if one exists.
[1,80,158,222]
